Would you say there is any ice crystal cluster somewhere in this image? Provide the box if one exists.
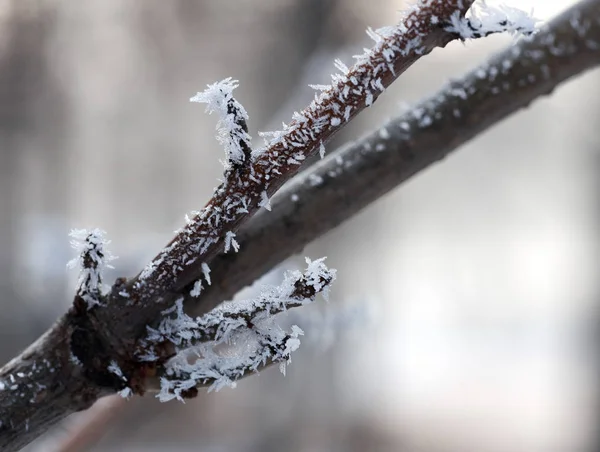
[141,258,336,402]
[190,77,252,169]
[446,2,537,39]
[108,361,133,398]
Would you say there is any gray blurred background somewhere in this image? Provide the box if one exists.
[1,0,599,451]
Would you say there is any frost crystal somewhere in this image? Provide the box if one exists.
[107,360,125,380]
[119,387,133,399]
[67,228,116,309]
[145,258,336,402]
[190,279,203,297]
[224,231,240,253]
[190,77,252,168]
[202,262,211,285]
[259,190,272,211]
[446,2,537,39]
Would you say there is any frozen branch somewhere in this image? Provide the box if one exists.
[145,258,334,350]
[3,0,595,449]
[109,0,476,323]
[0,319,105,451]
[143,258,335,401]
[59,1,483,421]
[183,0,600,319]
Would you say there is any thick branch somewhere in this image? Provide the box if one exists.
[0,317,106,451]
[185,0,600,318]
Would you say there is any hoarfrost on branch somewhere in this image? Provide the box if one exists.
[142,258,336,401]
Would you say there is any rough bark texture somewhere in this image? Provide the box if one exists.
[1,0,599,450]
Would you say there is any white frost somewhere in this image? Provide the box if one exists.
[446,2,537,39]
[224,231,240,253]
[190,78,252,168]
[259,190,272,211]
[190,280,203,297]
[202,262,211,285]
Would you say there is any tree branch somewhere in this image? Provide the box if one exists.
[0,0,600,450]
[90,1,476,351]
[0,2,479,450]
[77,0,600,438]
[45,0,600,440]
[185,0,600,319]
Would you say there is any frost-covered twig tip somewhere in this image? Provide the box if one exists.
[190,77,252,169]
[67,228,116,309]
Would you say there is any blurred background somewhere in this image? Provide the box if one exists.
[1,0,599,451]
